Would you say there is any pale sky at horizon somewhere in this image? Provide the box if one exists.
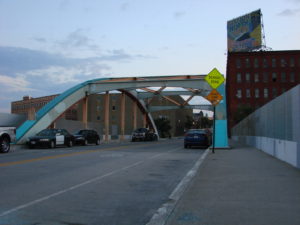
[0,0,300,112]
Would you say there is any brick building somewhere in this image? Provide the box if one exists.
[11,93,192,136]
[11,95,78,120]
[226,50,300,131]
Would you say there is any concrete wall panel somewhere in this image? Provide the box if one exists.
[232,85,300,168]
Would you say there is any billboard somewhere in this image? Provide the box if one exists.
[227,9,262,52]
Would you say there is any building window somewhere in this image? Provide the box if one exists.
[272,72,277,82]
[263,58,268,68]
[245,58,250,68]
[245,73,250,82]
[236,89,242,99]
[112,105,116,111]
[272,58,276,68]
[254,73,259,82]
[272,88,277,98]
[254,58,259,68]
[290,57,295,67]
[281,72,286,82]
[237,73,242,83]
[236,59,241,68]
[255,89,260,98]
[263,72,268,83]
[246,89,251,98]
[264,88,268,98]
[281,58,287,67]
[290,72,295,82]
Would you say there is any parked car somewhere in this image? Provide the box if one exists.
[0,127,16,153]
[131,128,158,142]
[73,129,100,145]
[184,129,211,149]
[27,129,74,149]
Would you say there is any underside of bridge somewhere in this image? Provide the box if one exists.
[16,75,229,148]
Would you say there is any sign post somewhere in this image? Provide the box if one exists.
[204,68,225,153]
[212,105,216,153]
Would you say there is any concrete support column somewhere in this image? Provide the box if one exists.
[133,102,137,130]
[82,96,88,129]
[104,91,110,142]
[214,83,230,148]
[28,107,36,120]
[120,92,125,141]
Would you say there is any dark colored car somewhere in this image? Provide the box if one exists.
[27,129,74,149]
[74,129,100,145]
[131,128,158,142]
[184,129,211,149]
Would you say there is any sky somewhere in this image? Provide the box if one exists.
[0,0,300,113]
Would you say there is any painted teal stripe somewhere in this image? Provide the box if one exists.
[16,120,36,140]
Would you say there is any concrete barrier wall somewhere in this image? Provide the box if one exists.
[232,85,300,168]
[232,136,298,167]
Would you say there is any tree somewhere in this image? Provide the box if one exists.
[194,114,213,129]
[184,115,193,130]
[199,116,213,128]
[199,111,204,118]
[154,117,172,138]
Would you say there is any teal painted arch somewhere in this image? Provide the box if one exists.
[16,75,229,148]
[17,78,103,143]
[16,78,162,144]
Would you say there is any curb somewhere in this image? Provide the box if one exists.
[146,148,210,225]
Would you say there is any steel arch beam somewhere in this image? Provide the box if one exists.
[16,75,214,144]
[148,105,213,112]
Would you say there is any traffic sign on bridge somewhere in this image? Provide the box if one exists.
[204,68,224,89]
[205,89,223,106]
[204,68,226,153]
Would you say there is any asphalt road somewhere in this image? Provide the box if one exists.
[0,139,205,225]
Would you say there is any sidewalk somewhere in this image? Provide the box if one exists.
[165,140,300,225]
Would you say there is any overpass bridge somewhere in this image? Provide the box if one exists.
[16,75,229,148]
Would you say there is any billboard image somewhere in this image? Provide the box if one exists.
[227,9,262,52]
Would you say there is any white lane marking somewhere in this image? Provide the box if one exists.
[146,148,210,225]
[0,147,180,217]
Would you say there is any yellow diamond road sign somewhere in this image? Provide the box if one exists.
[205,89,223,106]
[205,68,225,89]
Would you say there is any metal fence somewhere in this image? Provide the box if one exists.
[232,84,300,168]
[232,85,300,142]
